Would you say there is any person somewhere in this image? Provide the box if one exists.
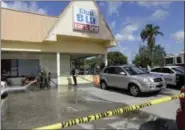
[39,67,47,89]
[38,72,43,89]
[47,72,51,88]
[147,65,151,72]
[71,66,77,86]
[43,70,48,89]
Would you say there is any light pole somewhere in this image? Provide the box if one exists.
[132,52,137,64]
[162,53,165,67]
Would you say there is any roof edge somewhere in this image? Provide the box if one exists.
[1,7,59,18]
[1,39,43,44]
[93,1,118,45]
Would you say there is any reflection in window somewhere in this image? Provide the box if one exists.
[165,58,174,64]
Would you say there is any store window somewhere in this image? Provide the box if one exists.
[176,57,182,64]
[10,59,19,77]
[1,59,18,77]
[1,59,39,78]
[165,58,174,65]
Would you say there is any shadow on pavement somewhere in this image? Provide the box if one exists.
[167,85,181,91]
[139,118,178,130]
[104,86,179,98]
[105,87,161,98]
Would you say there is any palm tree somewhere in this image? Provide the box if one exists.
[140,24,163,67]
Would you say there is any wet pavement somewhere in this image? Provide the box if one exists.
[1,85,179,130]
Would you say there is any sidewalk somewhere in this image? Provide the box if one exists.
[79,86,180,120]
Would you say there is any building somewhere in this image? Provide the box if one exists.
[164,51,184,66]
[1,1,117,85]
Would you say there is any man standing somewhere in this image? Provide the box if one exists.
[71,66,77,86]
[47,72,51,88]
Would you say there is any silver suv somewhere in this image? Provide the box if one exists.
[100,65,166,96]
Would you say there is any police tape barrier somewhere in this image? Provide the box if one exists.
[34,93,185,130]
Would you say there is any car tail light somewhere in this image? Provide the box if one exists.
[180,86,185,110]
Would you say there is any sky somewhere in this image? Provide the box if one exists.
[1,1,184,63]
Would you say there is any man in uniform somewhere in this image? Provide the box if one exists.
[71,66,77,86]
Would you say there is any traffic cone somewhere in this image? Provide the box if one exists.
[95,75,100,87]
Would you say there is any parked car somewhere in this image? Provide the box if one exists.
[76,68,89,75]
[176,86,185,130]
[1,81,9,117]
[150,66,184,87]
[100,65,166,96]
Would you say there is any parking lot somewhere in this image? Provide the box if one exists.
[1,84,181,130]
[80,85,181,120]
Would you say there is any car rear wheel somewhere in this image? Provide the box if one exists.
[129,85,141,97]
[100,81,107,90]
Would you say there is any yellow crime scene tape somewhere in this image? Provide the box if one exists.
[34,92,185,130]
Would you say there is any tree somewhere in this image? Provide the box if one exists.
[152,44,166,66]
[140,24,163,67]
[85,56,103,69]
[108,51,128,65]
[85,51,128,68]
[133,54,150,68]
[133,44,166,67]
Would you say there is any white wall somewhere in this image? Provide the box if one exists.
[60,55,71,76]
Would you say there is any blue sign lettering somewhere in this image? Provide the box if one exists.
[79,8,94,16]
[90,17,96,24]
[79,8,83,14]
[77,14,84,22]
[75,8,97,25]
[90,11,94,16]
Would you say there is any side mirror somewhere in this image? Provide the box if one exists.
[120,72,126,75]
[1,92,8,99]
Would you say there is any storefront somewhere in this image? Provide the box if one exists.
[1,1,117,85]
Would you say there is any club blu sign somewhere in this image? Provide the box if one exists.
[73,6,99,33]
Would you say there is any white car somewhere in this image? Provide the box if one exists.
[1,81,9,117]
[150,66,184,87]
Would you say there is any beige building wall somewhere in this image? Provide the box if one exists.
[1,8,58,42]
[1,40,106,55]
